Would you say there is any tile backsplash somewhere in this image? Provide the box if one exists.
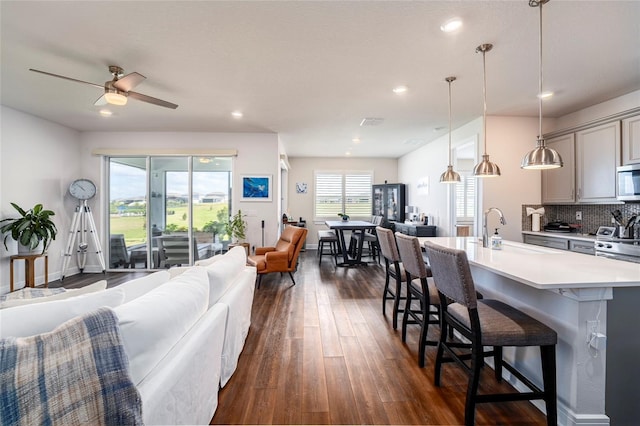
[522,203,640,235]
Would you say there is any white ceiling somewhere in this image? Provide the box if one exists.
[1,1,639,158]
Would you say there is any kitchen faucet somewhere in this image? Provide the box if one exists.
[483,207,507,248]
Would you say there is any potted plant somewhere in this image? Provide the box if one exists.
[226,210,247,242]
[0,203,58,254]
[338,213,350,221]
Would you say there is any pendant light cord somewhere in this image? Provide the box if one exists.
[448,78,453,165]
[482,49,488,155]
[538,1,544,144]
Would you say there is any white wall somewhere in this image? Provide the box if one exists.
[79,131,280,263]
[399,117,482,237]
[398,115,540,242]
[287,157,398,246]
[0,106,81,293]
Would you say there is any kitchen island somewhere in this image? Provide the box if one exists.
[418,237,640,426]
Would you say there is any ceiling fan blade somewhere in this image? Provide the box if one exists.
[29,68,103,89]
[113,72,146,92]
[128,91,178,109]
[94,94,108,106]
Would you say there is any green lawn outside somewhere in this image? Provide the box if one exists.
[110,202,228,246]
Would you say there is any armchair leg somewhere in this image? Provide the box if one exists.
[288,271,296,285]
[257,274,263,289]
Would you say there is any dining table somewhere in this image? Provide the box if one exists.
[324,220,377,267]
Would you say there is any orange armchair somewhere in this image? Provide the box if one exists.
[247,225,307,288]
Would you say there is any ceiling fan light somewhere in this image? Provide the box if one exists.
[521,141,563,169]
[440,165,461,183]
[104,91,127,106]
[473,154,501,177]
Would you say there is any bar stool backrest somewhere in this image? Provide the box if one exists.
[394,233,429,280]
[376,226,400,263]
[423,241,478,310]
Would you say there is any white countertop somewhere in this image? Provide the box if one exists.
[521,231,597,242]
[418,237,640,290]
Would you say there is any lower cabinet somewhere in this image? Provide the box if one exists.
[393,222,436,237]
[523,234,569,250]
[569,240,596,255]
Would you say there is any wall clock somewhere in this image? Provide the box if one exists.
[296,182,308,194]
[69,178,97,200]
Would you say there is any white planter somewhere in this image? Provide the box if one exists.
[17,241,43,255]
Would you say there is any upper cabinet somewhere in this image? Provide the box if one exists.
[622,115,640,165]
[575,121,620,203]
[541,134,576,204]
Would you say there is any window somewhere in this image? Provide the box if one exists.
[314,170,373,219]
[456,173,476,221]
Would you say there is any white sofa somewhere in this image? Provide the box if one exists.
[0,246,256,425]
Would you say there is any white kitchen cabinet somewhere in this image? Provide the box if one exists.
[576,121,620,203]
[541,134,575,204]
[622,115,640,165]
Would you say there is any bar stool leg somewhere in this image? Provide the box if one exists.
[541,345,557,426]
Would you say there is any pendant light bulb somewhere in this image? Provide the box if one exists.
[473,43,501,177]
[521,0,563,170]
[440,76,461,184]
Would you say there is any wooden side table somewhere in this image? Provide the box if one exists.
[228,242,250,257]
[10,254,48,292]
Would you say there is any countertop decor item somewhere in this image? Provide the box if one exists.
[440,76,461,183]
[526,207,545,232]
[0,202,57,254]
[521,0,563,170]
[472,43,501,177]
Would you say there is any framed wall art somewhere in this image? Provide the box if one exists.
[241,175,272,201]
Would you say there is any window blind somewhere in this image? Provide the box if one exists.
[314,171,373,219]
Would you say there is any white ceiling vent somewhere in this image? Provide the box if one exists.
[360,117,384,126]
[403,138,426,146]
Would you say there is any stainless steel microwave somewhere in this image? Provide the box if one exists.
[617,164,640,201]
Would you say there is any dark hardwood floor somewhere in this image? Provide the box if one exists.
[55,251,548,425]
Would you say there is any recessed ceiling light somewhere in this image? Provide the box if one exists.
[440,18,463,33]
[231,111,243,118]
[352,138,361,144]
[99,109,113,117]
[538,91,554,99]
[393,86,408,94]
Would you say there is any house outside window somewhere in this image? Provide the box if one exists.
[314,170,373,220]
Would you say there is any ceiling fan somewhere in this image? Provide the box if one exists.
[29,65,178,109]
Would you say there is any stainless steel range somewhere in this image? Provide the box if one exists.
[594,225,640,263]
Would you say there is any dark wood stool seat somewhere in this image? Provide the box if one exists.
[317,230,338,265]
[424,241,558,426]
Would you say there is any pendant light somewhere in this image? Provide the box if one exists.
[521,0,563,169]
[440,76,461,183]
[473,43,501,177]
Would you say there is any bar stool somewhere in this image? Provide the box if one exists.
[375,226,406,329]
[317,230,338,265]
[395,233,440,368]
[424,241,557,426]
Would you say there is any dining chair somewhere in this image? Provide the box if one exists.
[317,230,338,265]
[424,241,557,426]
[394,232,440,368]
[375,226,405,330]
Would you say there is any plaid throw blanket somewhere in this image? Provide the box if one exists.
[0,307,143,425]
[0,288,66,302]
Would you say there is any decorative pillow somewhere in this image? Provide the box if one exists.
[0,288,125,338]
[115,271,170,303]
[0,288,66,302]
[204,246,247,306]
[0,281,107,309]
[114,267,209,384]
[168,266,191,279]
[0,307,143,425]
[194,254,222,267]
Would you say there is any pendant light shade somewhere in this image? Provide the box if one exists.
[521,0,563,170]
[473,43,500,177]
[440,76,461,184]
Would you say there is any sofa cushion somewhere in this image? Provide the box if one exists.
[0,287,125,338]
[0,307,143,425]
[194,255,222,267]
[0,280,107,309]
[116,271,170,303]
[203,246,247,307]
[114,267,209,384]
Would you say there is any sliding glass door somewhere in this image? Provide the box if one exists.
[108,156,232,270]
